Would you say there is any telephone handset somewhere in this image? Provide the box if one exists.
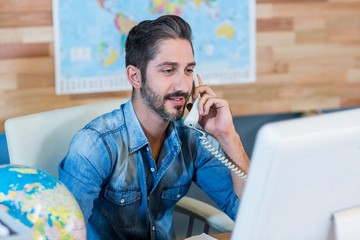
[183,73,201,128]
[184,72,247,180]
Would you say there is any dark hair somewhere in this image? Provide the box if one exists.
[125,15,193,80]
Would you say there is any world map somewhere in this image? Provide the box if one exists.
[53,0,255,94]
[0,165,86,239]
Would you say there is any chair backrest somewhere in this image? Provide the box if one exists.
[4,99,127,177]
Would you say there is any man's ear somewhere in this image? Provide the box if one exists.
[126,65,141,89]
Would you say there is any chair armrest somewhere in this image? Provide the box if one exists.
[175,196,235,232]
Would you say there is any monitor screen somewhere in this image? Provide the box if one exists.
[232,108,360,239]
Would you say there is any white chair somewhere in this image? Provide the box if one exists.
[5,100,123,178]
[4,100,234,237]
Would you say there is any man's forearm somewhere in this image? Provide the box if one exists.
[217,131,250,198]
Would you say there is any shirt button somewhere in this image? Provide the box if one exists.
[152,225,156,231]
[176,194,181,199]
[120,198,125,204]
[150,167,155,172]
[146,147,150,151]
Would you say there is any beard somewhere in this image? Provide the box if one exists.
[140,78,190,121]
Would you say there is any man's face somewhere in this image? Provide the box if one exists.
[140,38,195,121]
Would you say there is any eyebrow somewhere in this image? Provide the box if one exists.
[156,61,196,68]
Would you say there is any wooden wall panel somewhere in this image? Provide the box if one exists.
[1,0,360,132]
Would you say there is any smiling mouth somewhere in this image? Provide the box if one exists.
[168,96,183,101]
[165,92,190,106]
[167,96,185,106]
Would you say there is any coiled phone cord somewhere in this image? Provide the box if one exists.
[190,126,247,181]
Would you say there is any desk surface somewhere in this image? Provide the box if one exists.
[178,232,231,240]
[211,232,231,240]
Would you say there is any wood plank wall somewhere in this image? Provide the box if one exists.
[1,0,360,132]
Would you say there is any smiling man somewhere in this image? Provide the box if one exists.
[59,15,250,240]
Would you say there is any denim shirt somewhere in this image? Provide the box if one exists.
[59,99,240,240]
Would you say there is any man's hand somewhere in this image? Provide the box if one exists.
[190,74,236,140]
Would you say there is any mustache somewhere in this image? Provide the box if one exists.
[165,91,190,99]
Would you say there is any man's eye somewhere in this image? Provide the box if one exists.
[186,69,194,74]
[163,69,174,74]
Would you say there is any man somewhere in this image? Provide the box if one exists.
[59,15,250,239]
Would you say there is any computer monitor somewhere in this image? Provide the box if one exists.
[232,108,360,239]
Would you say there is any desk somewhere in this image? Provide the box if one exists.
[210,232,231,240]
[178,232,231,240]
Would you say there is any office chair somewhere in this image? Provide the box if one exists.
[4,100,234,237]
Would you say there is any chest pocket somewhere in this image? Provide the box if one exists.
[160,184,191,211]
[102,187,141,229]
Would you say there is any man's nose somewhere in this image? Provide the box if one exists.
[173,72,191,92]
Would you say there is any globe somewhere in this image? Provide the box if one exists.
[0,165,86,239]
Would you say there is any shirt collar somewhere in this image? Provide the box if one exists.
[122,99,182,154]
[123,99,148,153]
